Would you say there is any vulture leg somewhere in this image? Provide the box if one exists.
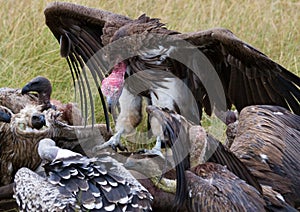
[140,110,167,159]
[94,128,125,151]
[141,79,190,158]
[94,87,143,151]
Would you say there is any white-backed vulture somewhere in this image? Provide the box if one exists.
[0,105,47,186]
[0,104,111,186]
[13,138,152,211]
[0,76,83,125]
[44,2,300,208]
[227,105,300,208]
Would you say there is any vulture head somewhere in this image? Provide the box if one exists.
[0,105,58,185]
[101,61,126,111]
[225,110,238,125]
[38,138,80,162]
[11,105,49,134]
[21,76,53,111]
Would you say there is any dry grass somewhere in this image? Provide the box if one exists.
[0,0,299,141]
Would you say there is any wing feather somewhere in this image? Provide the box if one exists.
[231,105,300,206]
[45,2,132,129]
[176,28,300,114]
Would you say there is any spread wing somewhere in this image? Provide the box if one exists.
[44,2,132,128]
[175,28,300,115]
[45,2,300,129]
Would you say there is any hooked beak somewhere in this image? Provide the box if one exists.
[31,114,46,130]
[0,111,11,123]
[21,84,30,95]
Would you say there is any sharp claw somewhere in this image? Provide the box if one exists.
[110,143,127,152]
[117,143,128,152]
[142,149,165,159]
[93,132,127,153]
[111,144,118,152]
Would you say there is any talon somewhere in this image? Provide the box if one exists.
[93,129,126,152]
[142,149,165,159]
[110,143,127,152]
[117,143,128,152]
[140,136,165,159]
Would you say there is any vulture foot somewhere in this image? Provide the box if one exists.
[93,129,127,152]
[140,136,165,159]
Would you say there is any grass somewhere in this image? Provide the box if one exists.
[0,0,299,143]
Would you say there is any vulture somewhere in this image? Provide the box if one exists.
[44,1,300,208]
[21,76,84,125]
[144,105,297,211]
[226,105,300,208]
[0,105,47,186]
[0,104,111,187]
[145,105,264,209]
[14,138,153,211]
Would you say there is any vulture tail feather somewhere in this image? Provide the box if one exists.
[164,122,190,209]
[148,106,190,209]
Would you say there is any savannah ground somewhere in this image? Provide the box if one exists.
[0,0,299,143]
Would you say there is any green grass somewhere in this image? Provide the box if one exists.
[0,0,299,142]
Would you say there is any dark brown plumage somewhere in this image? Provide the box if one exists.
[146,105,264,209]
[229,105,300,208]
[146,105,299,211]
[124,152,266,212]
[186,162,266,212]
[14,138,153,211]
